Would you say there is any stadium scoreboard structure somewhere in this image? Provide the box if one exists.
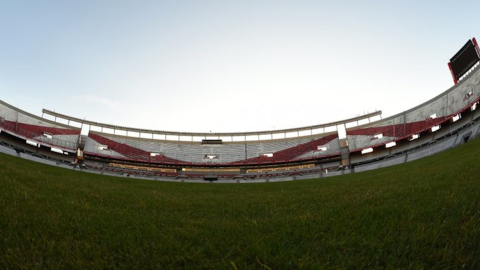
[448,38,480,84]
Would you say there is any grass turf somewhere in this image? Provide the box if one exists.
[1,138,480,269]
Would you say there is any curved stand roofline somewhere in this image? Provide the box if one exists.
[41,108,382,137]
[0,99,80,130]
[10,62,480,141]
[377,63,480,124]
[5,61,480,143]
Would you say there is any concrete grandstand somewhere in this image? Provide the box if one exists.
[1,51,480,182]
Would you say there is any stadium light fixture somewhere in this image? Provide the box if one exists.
[98,145,108,151]
[361,148,373,154]
[467,91,473,98]
[385,142,396,148]
[430,113,437,119]
[317,146,327,152]
[452,114,461,122]
[471,103,477,111]
[26,139,38,147]
[409,134,420,141]
[431,125,441,132]
[51,147,64,154]
[263,153,274,158]
[43,132,53,139]
[373,133,383,139]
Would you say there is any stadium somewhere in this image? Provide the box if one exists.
[1,38,480,182]
[1,4,480,266]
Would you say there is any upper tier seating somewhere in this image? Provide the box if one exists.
[84,132,339,166]
[346,117,450,151]
[0,120,80,150]
[347,118,448,138]
[86,133,182,164]
[235,134,339,165]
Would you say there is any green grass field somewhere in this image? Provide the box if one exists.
[1,138,480,269]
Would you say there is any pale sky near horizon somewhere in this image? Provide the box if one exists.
[1,1,480,133]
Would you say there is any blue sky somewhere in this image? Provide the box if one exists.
[1,1,480,133]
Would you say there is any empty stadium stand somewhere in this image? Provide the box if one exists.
[0,100,81,153]
[2,49,480,182]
